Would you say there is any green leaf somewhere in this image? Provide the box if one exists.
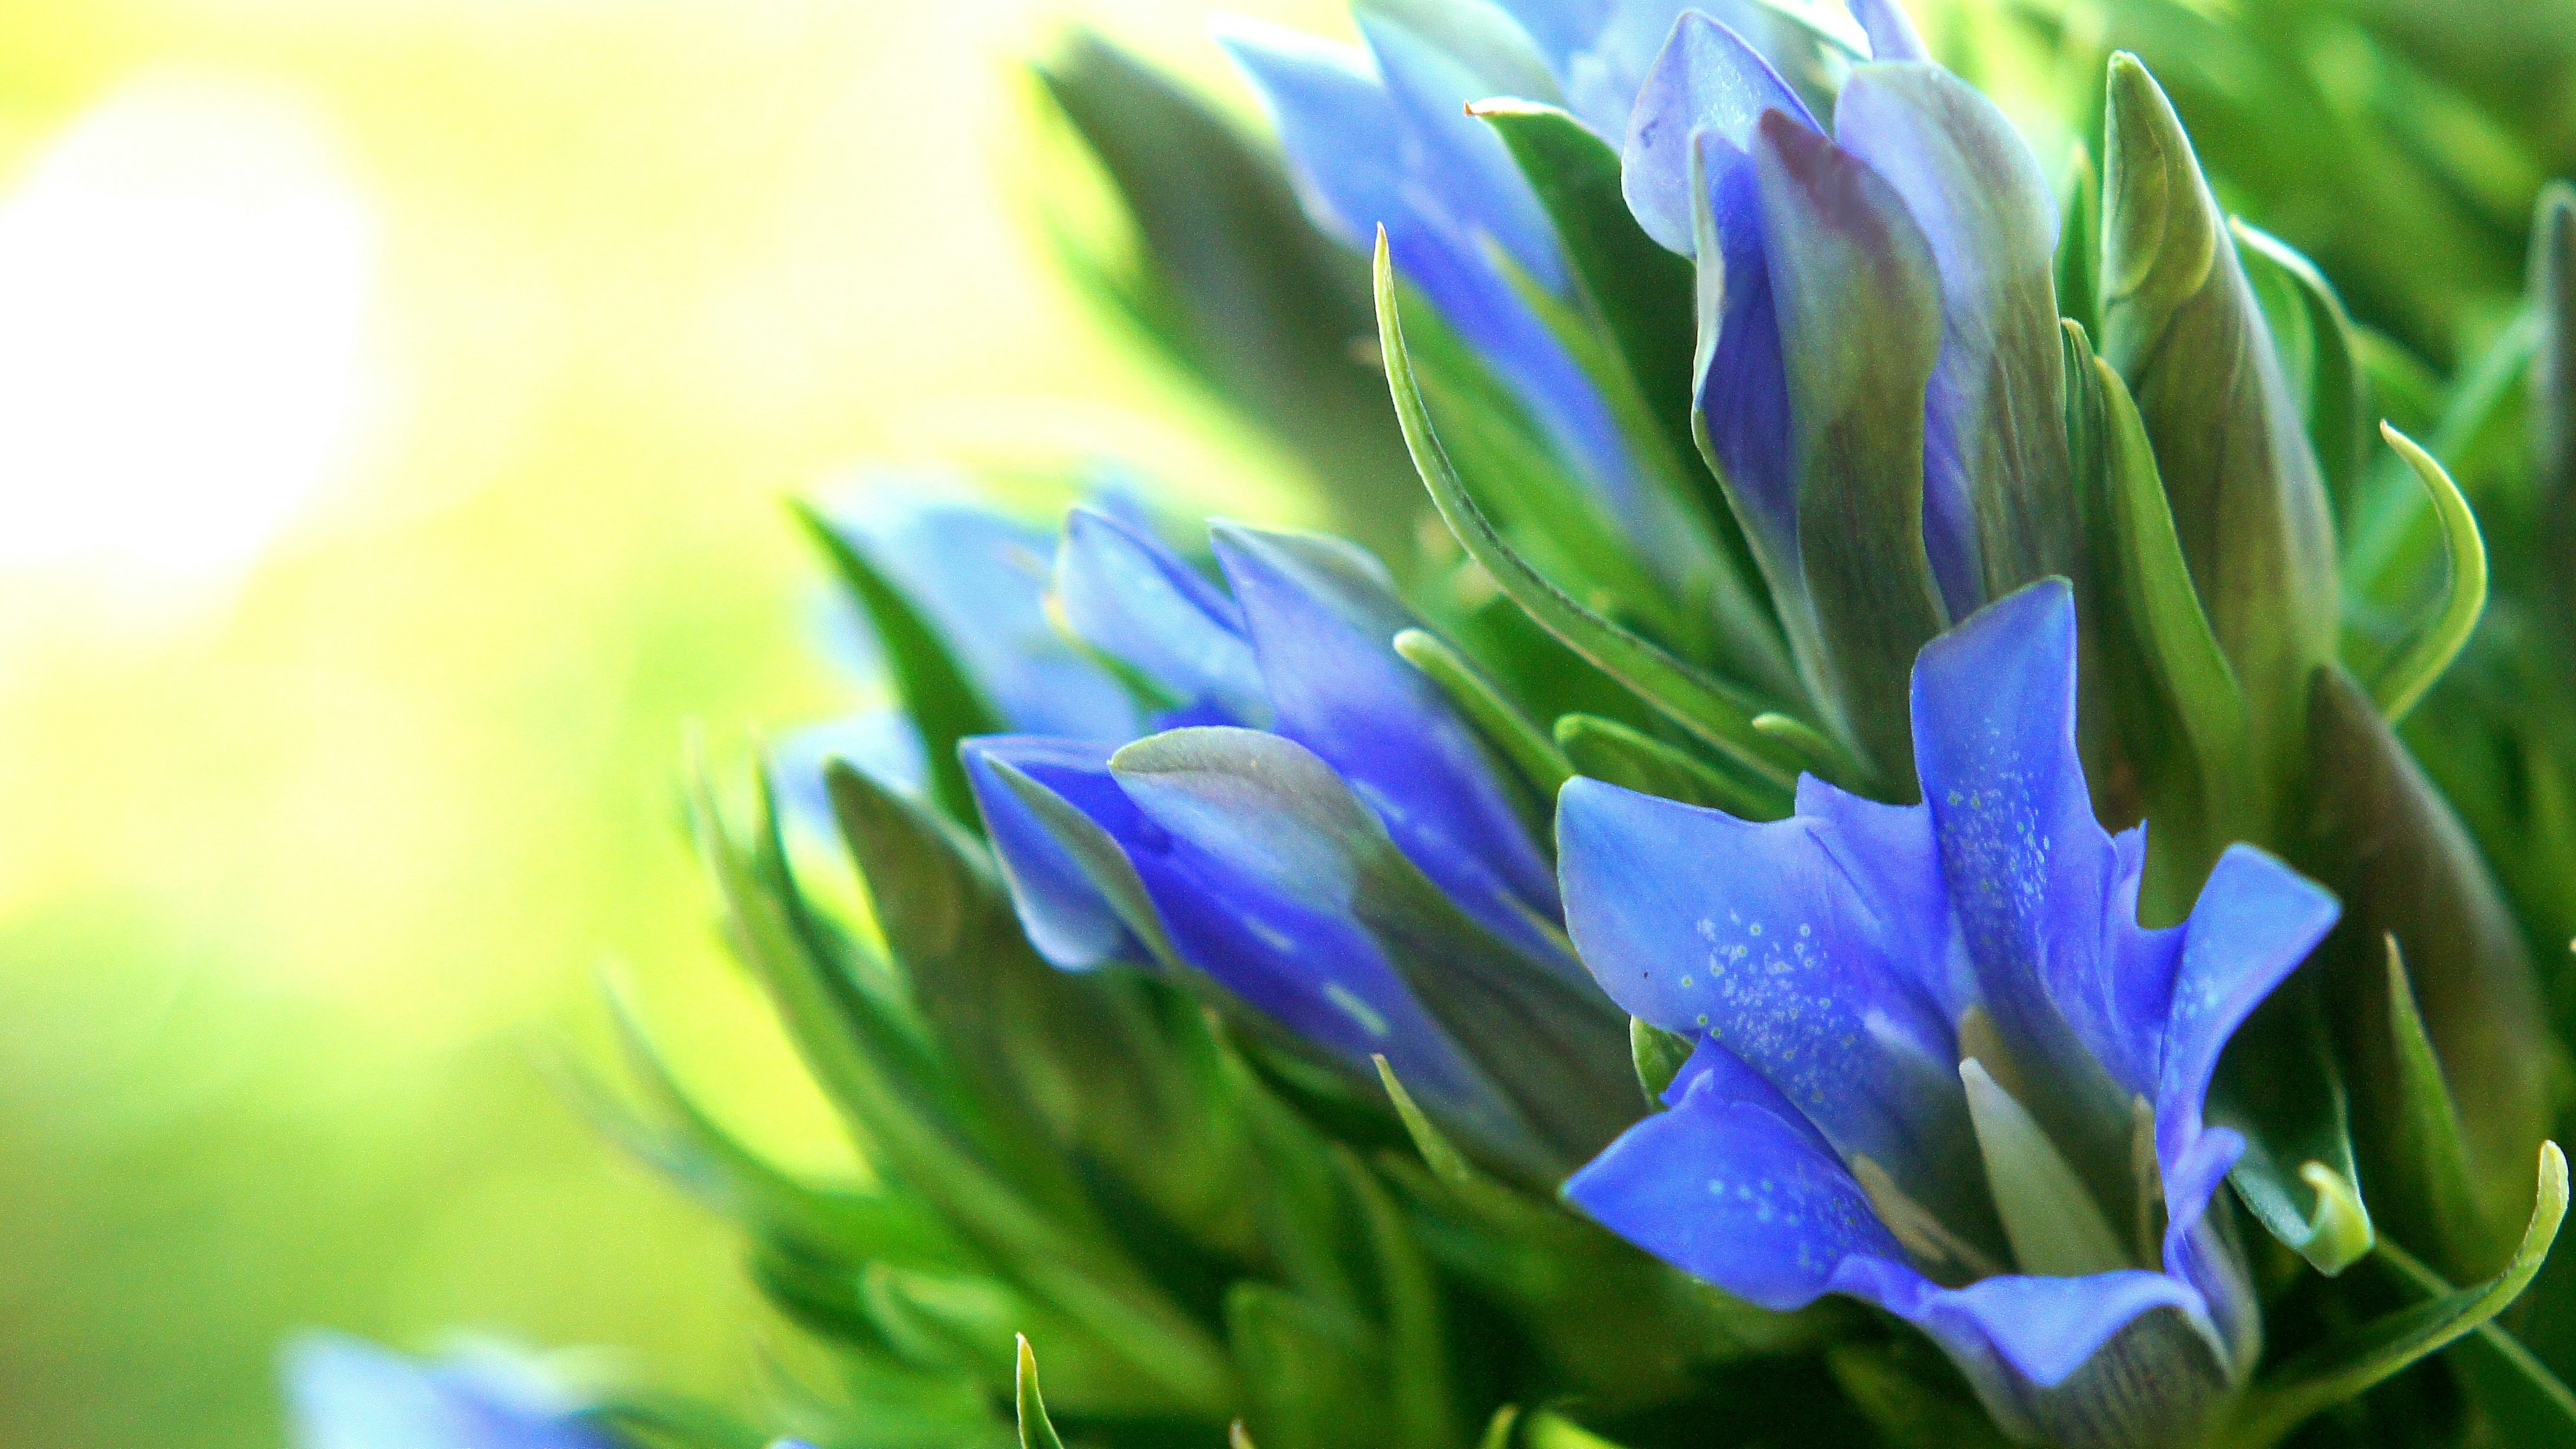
[2302,667,2567,1280]
[1110,726,1638,1175]
[1392,627,1572,806]
[2382,936,2490,1267]
[1373,230,1799,792]
[2224,1142,2569,1449]
[2056,140,2100,337]
[2377,1236,2576,1445]
[1756,110,1952,796]
[1014,1334,1069,1449]
[1554,712,1787,820]
[2539,182,2575,506]
[2233,219,2368,519]
[691,754,1238,1417]
[2367,424,2487,723]
[1226,1283,1376,1449]
[1374,1054,1477,1187]
[1629,1017,1694,1107]
[2209,979,2374,1276]
[1338,1149,1456,1449]
[2099,54,2340,822]
[796,502,1004,828]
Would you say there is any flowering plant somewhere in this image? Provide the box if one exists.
[296,2,2576,1447]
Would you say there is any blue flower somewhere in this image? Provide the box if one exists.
[1618,11,2069,629]
[1558,581,2341,1446]
[965,506,1629,1171]
[283,1334,608,1449]
[775,490,1145,827]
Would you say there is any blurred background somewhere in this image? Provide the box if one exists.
[0,2,1340,1444]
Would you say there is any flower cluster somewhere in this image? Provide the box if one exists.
[292,2,2576,1449]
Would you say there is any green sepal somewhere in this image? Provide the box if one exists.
[1629,1018,1695,1107]
[2233,219,2368,519]
[1375,1054,1478,1187]
[2209,979,2374,1276]
[796,502,1005,829]
[1014,1334,1070,1449]
[2063,322,2251,914]
[2381,937,2491,1268]
[2223,1143,2569,1449]
[1392,627,1573,811]
[1375,231,1800,792]
[1554,712,1789,820]
[2367,423,2488,723]
[1109,725,1637,1175]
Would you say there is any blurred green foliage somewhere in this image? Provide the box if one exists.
[0,2,1337,1446]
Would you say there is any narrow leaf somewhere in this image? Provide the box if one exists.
[1554,712,1786,819]
[1015,1335,1069,1449]
[1375,1055,1477,1187]
[2233,219,2367,519]
[2384,937,2489,1264]
[2228,1143,2569,1448]
[2368,423,2487,723]
[1393,627,1572,802]
[1373,229,1796,790]
[2377,1237,2576,1445]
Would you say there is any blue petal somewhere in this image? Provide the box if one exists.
[1224,20,1647,531]
[971,732,1526,1146]
[824,498,1140,740]
[284,1336,604,1449]
[1845,0,1929,61]
[1218,21,1411,250]
[963,735,1146,971]
[1661,1034,1840,1162]
[1557,776,1972,1204]
[1212,525,1568,965]
[1835,64,2064,616]
[1566,1066,1907,1311]
[1621,11,1817,255]
[1840,1262,2213,1393]
[1360,13,1568,291]
[1790,773,1970,1018]
[1055,507,1267,725]
[2153,843,2339,1271]
[1910,580,2147,1139]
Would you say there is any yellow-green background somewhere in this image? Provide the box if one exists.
[0,3,1342,1445]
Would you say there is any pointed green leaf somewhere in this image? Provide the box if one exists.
[796,502,1004,828]
[2383,936,2489,1265]
[2226,1143,2568,1449]
[2056,140,2100,337]
[1338,1149,1455,1449]
[1629,1018,1694,1107]
[2367,424,2487,723]
[1373,230,1798,791]
[2377,1236,2576,1446]
[2303,667,2567,1280]
[1393,627,1572,805]
[1014,1335,1069,1449]
[1375,1054,1477,1187]
[1554,712,1787,819]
